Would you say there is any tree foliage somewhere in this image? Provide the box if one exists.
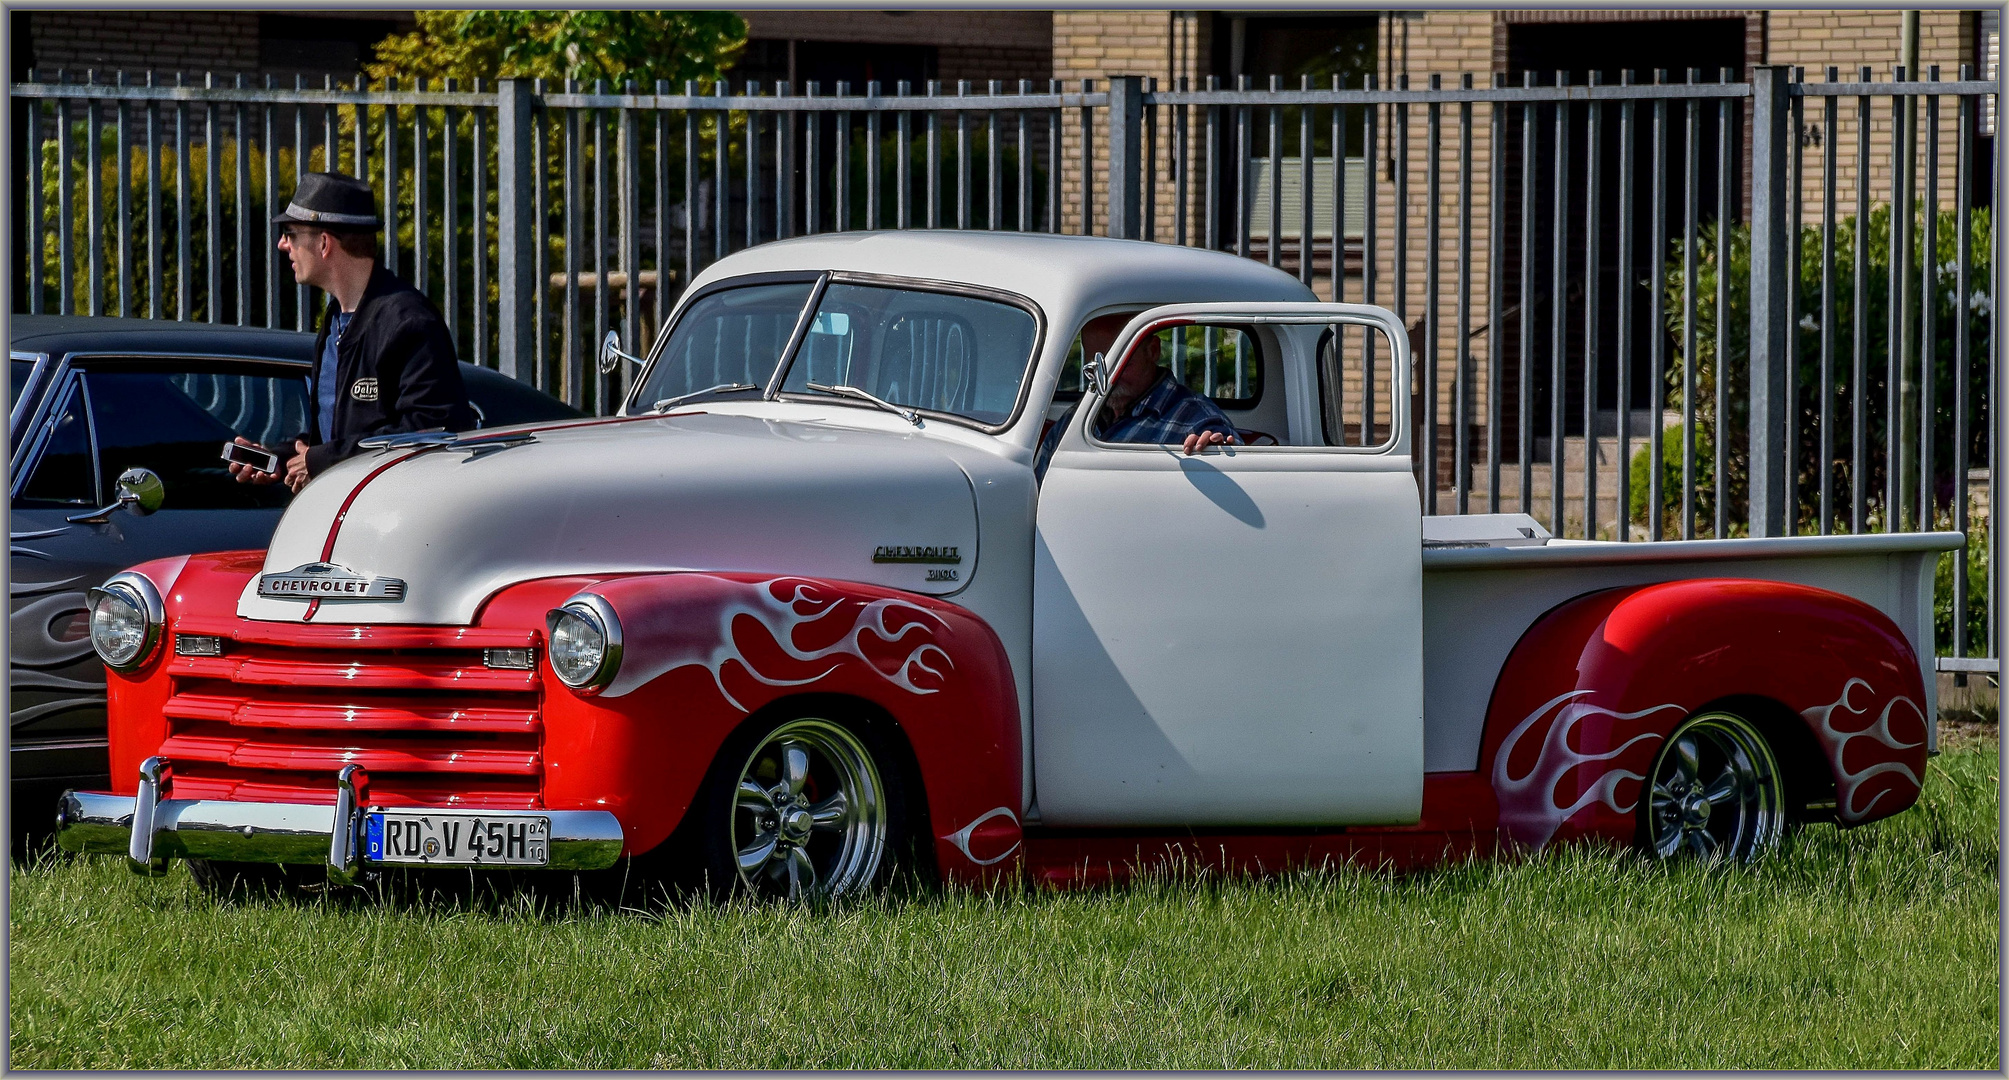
[367,10,747,89]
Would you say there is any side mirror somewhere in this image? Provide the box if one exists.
[1080,351,1111,398]
[67,467,165,525]
[599,330,645,375]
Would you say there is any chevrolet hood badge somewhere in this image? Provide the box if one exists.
[257,562,407,601]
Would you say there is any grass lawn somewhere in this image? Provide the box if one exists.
[8,738,1998,1069]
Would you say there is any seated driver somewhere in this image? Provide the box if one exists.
[1036,314,1238,478]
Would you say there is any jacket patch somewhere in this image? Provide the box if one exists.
[350,377,380,402]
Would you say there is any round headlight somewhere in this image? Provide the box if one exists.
[545,595,622,693]
[87,572,164,671]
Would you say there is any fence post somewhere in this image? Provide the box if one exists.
[1106,75,1144,239]
[496,78,536,382]
[1747,66,1791,537]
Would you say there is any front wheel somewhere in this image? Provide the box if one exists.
[698,714,903,900]
[1640,711,1786,863]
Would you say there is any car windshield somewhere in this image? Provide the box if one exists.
[632,281,815,410]
[778,282,1040,427]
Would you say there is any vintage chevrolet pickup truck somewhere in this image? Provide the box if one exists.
[60,232,1961,897]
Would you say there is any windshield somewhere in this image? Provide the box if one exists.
[778,282,1040,427]
[633,280,815,408]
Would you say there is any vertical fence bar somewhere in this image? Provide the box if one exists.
[175,78,190,320]
[897,82,913,230]
[1488,74,1506,505]
[564,88,583,407]
[1584,75,1602,538]
[234,77,250,325]
[806,83,821,235]
[1851,70,1873,532]
[535,80,553,389]
[924,80,939,230]
[1268,75,1283,268]
[955,81,970,229]
[1714,73,1731,537]
[1363,74,1377,444]
[655,80,672,332]
[1820,68,1839,534]
[1920,69,1939,529]
[1332,76,1346,303]
[1785,71,1803,534]
[1749,65,1793,537]
[262,77,276,327]
[1079,79,1094,235]
[1298,76,1313,286]
[988,80,1002,231]
[713,83,728,257]
[1680,74,1700,539]
[58,79,74,316]
[1519,76,1537,511]
[117,77,135,319]
[291,77,306,328]
[1550,76,1570,538]
[443,82,459,344]
[1106,76,1142,240]
[1953,69,1974,656]
[746,81,762,248]
[1615,73,1636,540]
[25,81,42,316]
[592,84,610,412]
[496,79,535,382]
[1204,78,1218,251]
[836,82,853,232]
[352,74,366,180]
[413,78,429,295]
[1018,81,1031,233]
[1234,76,1249,257]
[777,80,795,242]
[1143,78,1157,242]
[1175,78,1191,247]
[1456,75,1474,515]
[1049,81,1062,234]
[1424,75,1442,512]
[145,73,162,320]
[471,83,489,367]
[381,78,399,274]
[86,80,102,317]
[622,81,642,395]
[1648,75,1668,540]
[204,77,221,322]
[1885,72,1905,530]
[866,81,882,232]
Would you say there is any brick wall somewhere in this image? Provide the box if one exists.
[27,10,261,80]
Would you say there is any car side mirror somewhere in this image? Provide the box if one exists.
[599,330,644,375]
[1080,351,1111,398]
[67,467,165,525]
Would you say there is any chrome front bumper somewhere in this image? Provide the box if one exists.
[55,757,624,879]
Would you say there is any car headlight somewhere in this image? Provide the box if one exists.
[87,572,165,672]
[545,594,622,694]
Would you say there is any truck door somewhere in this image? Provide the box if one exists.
[1031,303,1423,827]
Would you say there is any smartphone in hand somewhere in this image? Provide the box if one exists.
[221,440,280,475]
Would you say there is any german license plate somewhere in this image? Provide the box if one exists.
[366,811,549,867]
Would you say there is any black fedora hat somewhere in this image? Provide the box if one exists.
[271,171,382,228]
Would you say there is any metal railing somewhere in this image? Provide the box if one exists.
[12,67,1999,671]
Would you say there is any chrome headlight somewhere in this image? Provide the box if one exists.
[87,572,164,671]
[545,594,622,694]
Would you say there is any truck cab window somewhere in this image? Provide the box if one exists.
[636,281,817,407]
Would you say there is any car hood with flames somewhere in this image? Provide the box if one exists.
[235,409,987,626]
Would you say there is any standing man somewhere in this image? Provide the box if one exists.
[231,171,471,492]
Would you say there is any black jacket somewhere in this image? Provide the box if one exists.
[296,265,473,475]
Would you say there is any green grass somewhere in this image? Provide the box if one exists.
[10,741,1999,1069]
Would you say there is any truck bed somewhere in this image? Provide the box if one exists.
[1418,529,1964,772]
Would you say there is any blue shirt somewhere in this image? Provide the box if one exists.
[1034,369,1238,480]
[317,309,353,439]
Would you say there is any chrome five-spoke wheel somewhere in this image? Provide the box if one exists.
[728,718,888,899]
[1642,711,1785,863]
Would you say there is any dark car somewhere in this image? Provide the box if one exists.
[8,315,579,838]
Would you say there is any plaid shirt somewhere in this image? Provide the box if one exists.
[1035,369,1237,479]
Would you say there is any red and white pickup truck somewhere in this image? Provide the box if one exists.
[61,233,1960,897]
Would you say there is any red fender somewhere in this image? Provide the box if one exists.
[1479,579,1928,851]
[525,572,1023,882]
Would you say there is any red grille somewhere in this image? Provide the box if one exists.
[161,621,543,810]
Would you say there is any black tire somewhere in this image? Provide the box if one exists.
[1637,710,1787,863]
[691,709,918,901]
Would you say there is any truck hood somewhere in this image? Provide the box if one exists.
[237,411,981,625]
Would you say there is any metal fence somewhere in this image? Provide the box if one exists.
[12,67,2000,670]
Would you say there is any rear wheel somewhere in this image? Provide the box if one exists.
[1640,710,1786,863]
[698,714,902,900]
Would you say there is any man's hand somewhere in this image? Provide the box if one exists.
[227,437,282,485]
[1181,429,1237,455]
[284,439,312,493]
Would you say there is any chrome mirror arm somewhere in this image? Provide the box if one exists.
[67,467,164,525]
[599,330,645,375]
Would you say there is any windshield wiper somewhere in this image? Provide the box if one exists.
[652,382,759,413]
[804,382,922,426]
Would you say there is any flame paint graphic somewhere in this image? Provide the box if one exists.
[605,577,954,707]
[1799,677,1923,822]
[1492,690,1684,848]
